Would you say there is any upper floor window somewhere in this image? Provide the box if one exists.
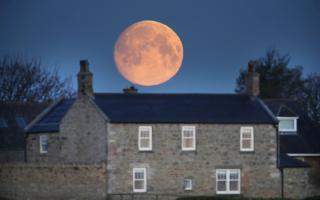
[240,127,254,152]
[16,116,27,128]
[0,118,8,128]
[278,117,298,133]
[39,135,48,154]
[138,126,152,151]
[216,169,241,194]
[181,126,196,151]
[133,168,147,192]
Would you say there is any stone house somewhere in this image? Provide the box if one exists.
[24,60,320,199]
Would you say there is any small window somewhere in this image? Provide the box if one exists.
[216,169,241,194]
[0,118,8,128]
[16,117,27,128]
[240,127,254,152]
[184,178,193,190]
[138,126,152,151]
[182,126,196,151]
[133,168,147,192]
[39,135,48,154]
[278,117,298,132]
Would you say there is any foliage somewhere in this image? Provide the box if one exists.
[235,49,304,99]
[0,55,74,103]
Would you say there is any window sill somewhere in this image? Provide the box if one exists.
[240,149,254,153]
[138,150,154,153]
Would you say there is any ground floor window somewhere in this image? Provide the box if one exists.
[39,135,48,154]
[216,169,240,194]
[183,178,193,190]
[133,168,147,192]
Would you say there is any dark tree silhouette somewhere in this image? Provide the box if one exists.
[298,73,320,127]
[235,49,304,99]
[0,56,74,103]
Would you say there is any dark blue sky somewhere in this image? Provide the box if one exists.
[1,0,319,93]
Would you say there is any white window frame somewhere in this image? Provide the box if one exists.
[240,127,254,152]
[39,135,48,154]
[277,117,298,132]
[138,126,152,151]
[216,169,241,194]
[181,126,196,151]
[133,168,147,193]
[184,178,193,191]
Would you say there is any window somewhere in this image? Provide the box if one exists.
[240,127,254,152]
[138,126,152,151]
[39,135,48,154]
[216,169,241,194]
[0,118,7,128]
[278,117,298,132]
[184,178,193,190]
[182,126,196,151]
[16,117,27,128]
[133,168,147,192]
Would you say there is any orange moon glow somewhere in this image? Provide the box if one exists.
[114,20,183,86]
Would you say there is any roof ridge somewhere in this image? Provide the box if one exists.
[94,93,245,96]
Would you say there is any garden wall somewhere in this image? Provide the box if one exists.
[0,164,107,200]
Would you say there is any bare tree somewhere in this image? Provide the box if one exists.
[298,73,320,127]
[0,55,74,103]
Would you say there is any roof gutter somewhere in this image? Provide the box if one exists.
[287,154,320,157]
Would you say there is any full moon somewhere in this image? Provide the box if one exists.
[114,20,183,86]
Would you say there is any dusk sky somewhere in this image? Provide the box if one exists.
[1,0,320,93]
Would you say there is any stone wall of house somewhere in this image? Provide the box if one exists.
[26,97,108,164]
[107,123,281,198]
[0,164,107,200]
[284,157,320,199]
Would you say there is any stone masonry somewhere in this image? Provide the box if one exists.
[0,164,107,200]
[27,97,108,164]
[107,123,281,197]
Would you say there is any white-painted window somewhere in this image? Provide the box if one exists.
[240,127,254,152]
[181,126,196,151]
[278,117,298,133]
[39,135,48,154]
[216,169,241,194]
[184,178,193,190]
[138,126,152,151]
[133,168,147,192]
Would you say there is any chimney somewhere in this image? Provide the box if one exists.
[245,60,260,96]
[123,86,138,94]
[77,60,93,97]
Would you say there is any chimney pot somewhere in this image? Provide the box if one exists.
[123,86,138,94]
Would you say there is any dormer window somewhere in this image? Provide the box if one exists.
[277,117,298,133]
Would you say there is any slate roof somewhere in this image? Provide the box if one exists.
[27,93,277,133]
[279,154,310,168]
[94,93,277,124]
[27,99,75,133]
[264,99,320,154]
